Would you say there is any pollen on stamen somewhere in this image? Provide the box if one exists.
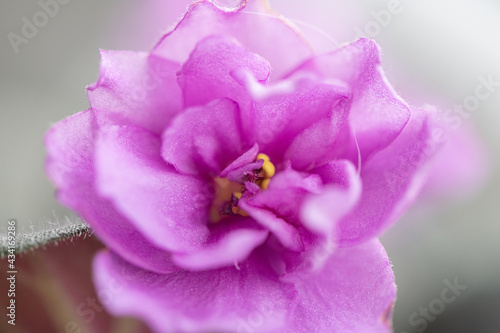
[210,154,276,223]
[257,153,276,178]
[256,153,275,190]
[260,178,271,190]
[210,177,243,223]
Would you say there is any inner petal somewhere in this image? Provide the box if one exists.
[161,98,243,176]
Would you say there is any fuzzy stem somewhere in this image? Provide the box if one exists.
[1,223,93,257]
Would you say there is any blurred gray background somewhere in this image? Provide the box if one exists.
[1,0,499,332]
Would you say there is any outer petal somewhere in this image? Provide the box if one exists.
[95,124,210,252]
[152,0,313,79]
[161,98,245,176]
[45,110,177,273]
[282,239,396,333]
[337,108,439,246]
[293,38,411,161]
[172,217,269,271]
[93,250,296,333]
[87,50,182,135]
[178,34,270,107]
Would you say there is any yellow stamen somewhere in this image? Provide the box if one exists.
[232,206,249,217]
[257,153,275,178]
[256,153,270,162]
[262,160,275,178]
[211,177,244,223]
[210,154,276,222]
[260,178,271,190]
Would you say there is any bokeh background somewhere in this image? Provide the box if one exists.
[1,0,499,332]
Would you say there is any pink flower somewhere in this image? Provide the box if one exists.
[45,1,447,331]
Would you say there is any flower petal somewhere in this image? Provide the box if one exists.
[220,143,260,177]
[95,124,210,252]
[247,168,323,224]
[172,217,269,271]
[337,108,438,246]
[284,105,351,170]
[294,38,411,161]
[161,98,245,176]
[301,160,362,238]
[87,50,182,135]
[178,34,270,107]
[282,239,396,333]
[93,250,296,333]
[242,73,351,166]
[238,202,304,252]
[239,168,323,251]
[152,0,313,79]
[45,109,177,273]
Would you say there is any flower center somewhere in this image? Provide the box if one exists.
[210,153,275,223]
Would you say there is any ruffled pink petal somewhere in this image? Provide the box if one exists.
[95,124,210,252]
[226,160,264,183]
[337,107,438,246]
[239,168,323,251]
[93,250,296,333]
[220,143,259,177]
[178,34,270,107]
[247,168,323,223]
[241,73,351,166]
[282,239,396,333]
[152,0,313,79]
[172,217,269,271]
[293,38,411,162]
[301,160,362,238]
[87,50,182,135]
[45,109,177,273]
[238,202,304,251]
[161,98,245,176]
[284,108,351,170]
